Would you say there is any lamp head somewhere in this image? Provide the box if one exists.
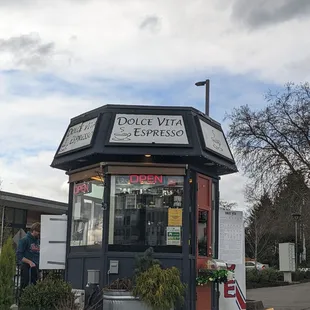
[195,81,206,87]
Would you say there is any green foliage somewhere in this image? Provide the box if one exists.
[245,268,310,288]
[134,247,161,278]
[196,269,228,286]
[246,268,281,285]
[0,237,16,309]
[133,264,186,310]
[19,278,76,310]
[44,270,64,281]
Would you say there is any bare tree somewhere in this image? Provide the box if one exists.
[226,82,310,193]
[219,200,237,211]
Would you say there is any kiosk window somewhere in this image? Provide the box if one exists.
[109,175,184,248]
[70,180,104,247]
[198,210,208,256]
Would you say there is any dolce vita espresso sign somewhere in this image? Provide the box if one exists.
[109,114,189,144]
[58,117,98,154]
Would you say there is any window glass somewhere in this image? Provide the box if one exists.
[15,209,26,225]
[70,180,104,247]
[212,182,216,254]
[197,210,208,256]
[4,207,14,224]
[109,175,184,247]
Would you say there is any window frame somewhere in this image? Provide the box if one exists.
[108,174,185,253]
[69,179,104,250]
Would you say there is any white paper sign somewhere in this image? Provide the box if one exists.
[219,210,244,265]
[58,117,98,154]
[199,120,233,159]
[40,215,67,270]
[219,209,246,310]
[109,114,189,144]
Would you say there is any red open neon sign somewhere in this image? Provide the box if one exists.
[74,182,92,195]
[129,174,163,184]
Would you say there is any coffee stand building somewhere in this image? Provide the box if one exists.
[51,104,237,310]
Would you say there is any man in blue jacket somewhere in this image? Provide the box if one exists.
[17,222,40,290]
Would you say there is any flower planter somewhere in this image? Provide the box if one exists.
[103,290,151,310]
[196,269,229,286]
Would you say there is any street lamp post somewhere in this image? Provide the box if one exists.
[292,213,301,269]
[195,79,210,116]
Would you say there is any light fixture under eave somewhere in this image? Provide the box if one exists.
[91,176,104,182]
[145,154,151,158]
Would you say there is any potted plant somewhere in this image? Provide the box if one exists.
[103,277,144,310]
[103,248,160,310]
[102,248,186,310]
[133,264,186,310]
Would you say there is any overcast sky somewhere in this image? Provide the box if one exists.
[0,0,309,209]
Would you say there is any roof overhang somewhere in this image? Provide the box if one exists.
[0,191,68,214]
[51,104,238,176]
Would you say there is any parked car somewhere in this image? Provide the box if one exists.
[245,261,267,271]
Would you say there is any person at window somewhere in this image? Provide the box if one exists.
[17,222,40,290]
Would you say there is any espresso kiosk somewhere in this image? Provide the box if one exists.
[51,104,237,310]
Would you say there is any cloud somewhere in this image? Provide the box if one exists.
[0,0,309,84]
[220,173,247,210]
[0,69,261,208]
[0,33,57,69]
[0,151,69,202]
[139,16,161,33]
[0,0,309,211]
[232,0,310,28]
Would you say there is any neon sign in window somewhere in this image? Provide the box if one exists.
[129,174,163,184]
[74,182,92,195]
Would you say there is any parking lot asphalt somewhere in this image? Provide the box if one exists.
[247,282,310,310]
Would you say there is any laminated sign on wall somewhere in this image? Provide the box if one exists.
[168,208,182,226]
[219,209,246,310]
[166,226,181,246]
[40,214,67,270]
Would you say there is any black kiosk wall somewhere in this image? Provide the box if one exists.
[51,104,237,310]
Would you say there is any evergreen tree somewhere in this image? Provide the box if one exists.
[0,237,16,309]
[245,193,275,263]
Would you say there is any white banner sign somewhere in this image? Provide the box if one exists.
[109,114,189,144]
[219,209,246,310]
[40,215,67,270]
[58,117,97,154]
[199,120,233,159]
